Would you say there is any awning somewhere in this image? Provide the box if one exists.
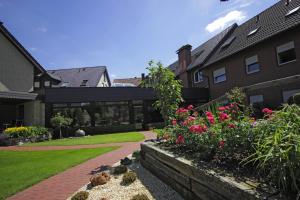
[0,91,37,103]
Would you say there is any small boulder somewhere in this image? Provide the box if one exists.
[90,172,110,186]
[120,157,132,165]
[75,129,85,137]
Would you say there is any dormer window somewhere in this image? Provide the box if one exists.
[80,80,88,87]
[286,6,300,17]
[194,70,203,83]
[248,27,260,37]
[221,36,236,49]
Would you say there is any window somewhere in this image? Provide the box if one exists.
[249,95,264,105]
[194,70,203,83]
[245,55,260,74]
[34,81,40,88]
[44,81,50,87]
[282,89,300,103]
[277,41,296,65]
[213,67,226,83]
[221,36,236,49]
[286,6,300,17]
[61,82,70,87]
[80,80,88,87]
[247,27,260,37]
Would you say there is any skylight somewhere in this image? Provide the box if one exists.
[286,6,300,17]
[80,80,88,87]
[221,36,236,49]
[248,27,260,37]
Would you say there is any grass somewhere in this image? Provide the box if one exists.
[25,132,145,146]
[0,146,118,200]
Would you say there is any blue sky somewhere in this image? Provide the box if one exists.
[0,0,277,79]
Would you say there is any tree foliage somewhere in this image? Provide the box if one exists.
[143,61,183,123]
[50,113,73,138]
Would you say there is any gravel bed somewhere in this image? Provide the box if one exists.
[68,161,183,200]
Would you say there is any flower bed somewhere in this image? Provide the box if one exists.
[0,126,51,146]
[152,103,300,199]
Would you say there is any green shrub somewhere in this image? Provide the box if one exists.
[131,194,150,200]
[121,171,137,185]
[244,104,300,193]
[113,165,128,175]
[132,150,140,161]
[71,191,89,200]
[4,126,49,139]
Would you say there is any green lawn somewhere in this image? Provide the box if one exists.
[0,147,118,200]
[25,132,145,146]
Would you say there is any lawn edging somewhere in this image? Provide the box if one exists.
[140,142,284,200]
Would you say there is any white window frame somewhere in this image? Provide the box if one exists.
[249,95,264,105]
[34,81,40,88]
[213,67,226,84]
[276,41,296,66]
[282,89,300,103]
[245,55,260,74]
[44,81,50,87]
[194,70,203,83]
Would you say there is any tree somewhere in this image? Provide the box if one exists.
[50,113,73,139]
[143,61,183,124]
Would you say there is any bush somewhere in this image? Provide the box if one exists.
[122,171,137,185]
[90,172,110,186]
[112,165,128,175]
[131,194,150,200]
[71,191,89,200]
[132,150,140,161]
[4,126,49,139]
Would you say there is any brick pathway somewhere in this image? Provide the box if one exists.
[5,131,156,200]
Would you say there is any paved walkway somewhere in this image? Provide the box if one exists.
[5,131,156,200]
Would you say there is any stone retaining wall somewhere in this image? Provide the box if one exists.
[141,142,284,200]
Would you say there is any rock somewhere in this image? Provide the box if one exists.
[75,129,85,137]
[90,172,111,186]
[121,157,132,165]
[18,142,24,146]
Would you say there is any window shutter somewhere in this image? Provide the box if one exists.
[246,55,258,66]
[213,67,225,77]
[277,41,294,53]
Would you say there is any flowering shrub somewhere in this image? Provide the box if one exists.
[159,103,300,195]
[4,126,49,139]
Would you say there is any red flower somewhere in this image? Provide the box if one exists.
[262,108,273,115]
[189,125,206,134]
[218,112,229,121]
[207,116,215,124]
[225,106,230,110]
[219,140,225,148]
[172,120,177,125]
[228,123,236,129]
[175,108,189,115]
[205,111,213,117]
[218,106,226,111]
[188,116,196,121]
[187,105,194,110]
[176,135,185,144]
[182,120,188,126]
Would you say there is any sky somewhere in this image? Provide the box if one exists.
[0,0,278,79]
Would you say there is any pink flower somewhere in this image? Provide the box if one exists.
[205,111,213,117]
[176,135,185,144]
[218,112,229,121]
[218,106,226,111]
[175,108,189,115]
[262,108,273,115]
[172,120,177,125]
[219,140,225,148]
[189,125,207,134]
[207,116,215,124]
[188,116,196,121]
[187,105,194,110]
[228,123,236,129]
[225,106,230,110]
[182,120,188,126]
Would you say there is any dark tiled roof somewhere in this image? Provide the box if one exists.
[168,24,237,74]
[47,66,108,87]
[0,90,37,100]
[204,0,300,67]
[113,77,142,86]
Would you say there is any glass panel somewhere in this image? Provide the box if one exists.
[278,49,296,64]
[247,63,260,73]
[214,74,226,83]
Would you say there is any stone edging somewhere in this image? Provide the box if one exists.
[140,142,284,200]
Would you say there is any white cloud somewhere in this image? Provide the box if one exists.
[36,27,47,33]
[206,10,246,33]
[110,74,117,78]
[29,47,37,51]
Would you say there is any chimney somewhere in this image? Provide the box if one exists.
[176,44,192,73]
[141,73,145,80]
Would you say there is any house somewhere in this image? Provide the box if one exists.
[169,0,300,107]
[47,66,111,88]
[112,77,142,87]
